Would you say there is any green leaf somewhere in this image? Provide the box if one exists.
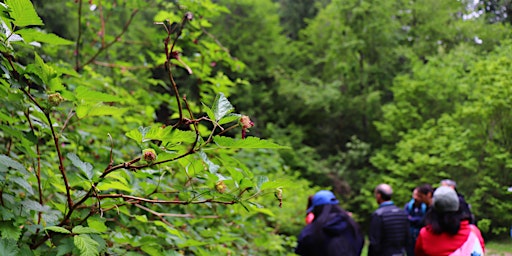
[0,238,19,256]
[67,153,94,180]
[211,93,234,121]
[213,136,290,149]
[154,221,182,238]
[141,244,162,256]
[96,181,132,193]
[87,217,107,233]
[11,177,34,195]
[134,215,148,223]
[6,0,43,27]
[17,29,74,45]
[218,113,241,125]
[142,125,173,142]
[72,225,100,234]
[74,234,99,256]
[202,102,215,122]
[198,151,219,173]
[76,103,128,118]
[0,154,27,173]
[0,221,21,240]
[45,226,71,234]
[255,176,269,190]
[75,86,122,103]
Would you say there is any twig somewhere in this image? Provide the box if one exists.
[75,0,83,71]
[96,193,238,205]
[79,9,139,69]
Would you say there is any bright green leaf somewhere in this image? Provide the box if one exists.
[75,86,122,103]
[0,221,21,240]
[67,153,94,180]
[74,234,99,256]
[87,216,108,233]
[6,0,43,27]
[96,181,132,193]
[72,225,101,234]
[17,29,74,45]
[45,226,71,234]
[213,136,290,149]
[76,103,128,118]
[0,238,19,256]
[211,93,234,121]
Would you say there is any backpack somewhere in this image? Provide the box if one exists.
[449,225,484,256]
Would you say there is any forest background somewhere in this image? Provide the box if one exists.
[1,0,512,255]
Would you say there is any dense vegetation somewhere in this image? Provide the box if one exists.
[0,0,511,255]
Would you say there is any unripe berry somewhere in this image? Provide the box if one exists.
[48,93,64,106]
[215,180,227,193]
[142,148,157,163]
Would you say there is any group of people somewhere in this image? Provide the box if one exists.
[295,179,485,256]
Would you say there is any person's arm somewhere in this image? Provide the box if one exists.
[368,212,382,256]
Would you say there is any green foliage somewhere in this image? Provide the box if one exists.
[0,0,305,254]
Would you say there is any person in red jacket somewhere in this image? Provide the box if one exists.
[414,186,485,256]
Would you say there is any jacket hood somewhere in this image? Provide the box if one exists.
[322,214,349,236]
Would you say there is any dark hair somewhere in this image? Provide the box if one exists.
[417,184,433,195]
[424,207,463,235]
[310,204,362,256]
[376,189,392,201]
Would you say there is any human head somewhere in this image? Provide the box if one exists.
[440,179,457,189]
[417,184,433,206]
[307,190,339,213]
[412,187,421,204]
[433,186,460,212]
[374,184,393,204]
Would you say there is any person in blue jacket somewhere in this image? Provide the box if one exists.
[295,190,364,256]
[404,187,427,256]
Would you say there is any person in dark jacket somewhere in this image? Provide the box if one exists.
[295,190,364,256]
[440,179,475,224]
[368,184,409,256]
[404,187,427,256]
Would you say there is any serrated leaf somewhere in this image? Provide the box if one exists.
[154,221,182,238]
[202,103,215,122]
[255,176,269,191]
[67,153,93,180]
[211,93,233,121]
[6,0,43,27]
[75,86,122,103]
[0,221,21,240]
[21,200,45,212]
[45,226,71,234]
[74,234,99,256]
[17,29,73,45]
[141,244,162,256]
[76,103,128,118]
[0,238,19,256]
[134,215,148,223]
[213,136,290,149]
[87,217,107,233]
[11,177,34,195]
[142,125,173,142]
[96,181,132,193]
[198,151,219,174]
[218,113,241,125]
[72,225,100,234]
[0,154,27,173]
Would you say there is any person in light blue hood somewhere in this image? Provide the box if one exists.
[295,190,364,256]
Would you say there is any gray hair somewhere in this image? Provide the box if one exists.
[440,179,457,188]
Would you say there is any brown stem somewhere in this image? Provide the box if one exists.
[79,9,139,70]
[75,0,83,71]
[20,89,73,210]
[96,193,237,205]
